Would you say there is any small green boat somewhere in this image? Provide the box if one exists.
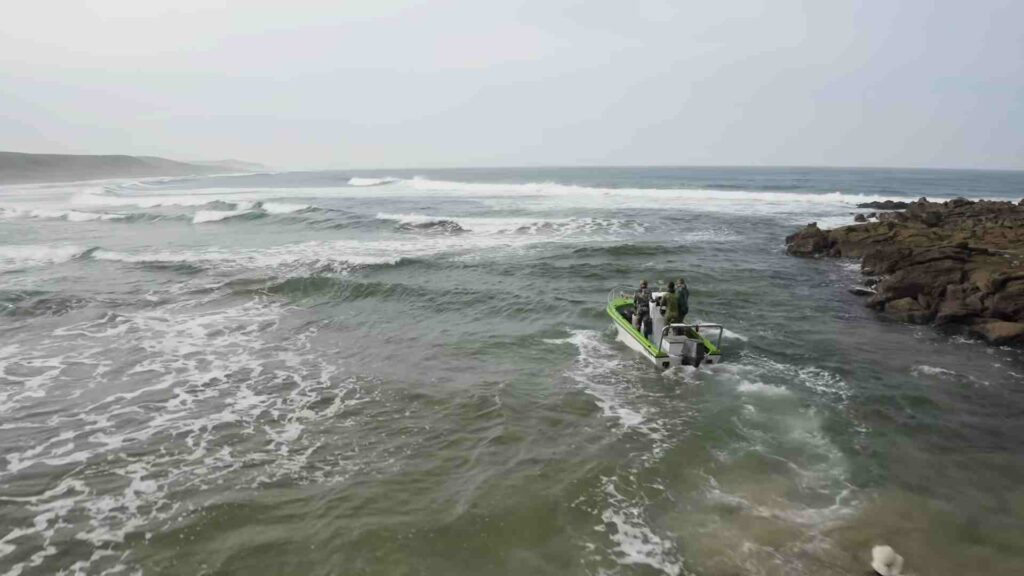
[607,286,723,369]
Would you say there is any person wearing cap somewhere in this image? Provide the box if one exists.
[663,281,681,331]
[633,280,653,341]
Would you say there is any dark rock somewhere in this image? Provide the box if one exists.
[854,213,867,223]
[785,196,1024,347]
[969,320,1024,345]
[878,211,909,224]
[990,279,1024,320]
[785,223,832,257]
[885,297,935,324]
[856,200,910,210]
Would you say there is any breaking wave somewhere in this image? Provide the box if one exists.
[0,245,92,272]
[0,207,127,222]
[376,212,645,237]
[192,208,257,223]
[348,176,399,187]
[404,177,918,205]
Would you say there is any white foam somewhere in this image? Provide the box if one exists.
[911,365,956,377]
[376,212,644,238]
[90,239,414,271]
[599,477,684,576]
[737,380,791,396]
[0,207,126,222]
[560,330,646,429]
[405,176,911,205]
[0,299,369,573]
[192,209,252,224]
[721,328,749,341]
[348,176,399,186]
[0,245,86,272]
[260,202,309,214]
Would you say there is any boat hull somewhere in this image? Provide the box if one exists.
[606,295,721,369]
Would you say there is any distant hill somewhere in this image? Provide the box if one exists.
[0,151,268,185]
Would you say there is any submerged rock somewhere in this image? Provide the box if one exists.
[785,197,1024,346]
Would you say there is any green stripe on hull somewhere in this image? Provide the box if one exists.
[606,297,722,359]
[606,298,668,358]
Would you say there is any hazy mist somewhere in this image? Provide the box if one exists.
[1,0,1021,170]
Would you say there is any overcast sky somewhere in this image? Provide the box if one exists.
[1,1,1021,170]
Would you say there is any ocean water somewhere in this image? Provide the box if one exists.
[1,167,1023,575]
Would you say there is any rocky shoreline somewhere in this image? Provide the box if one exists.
[785,197,1024,345]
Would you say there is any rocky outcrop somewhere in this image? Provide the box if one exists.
[785,197,1024,345]
[857,200,911,210]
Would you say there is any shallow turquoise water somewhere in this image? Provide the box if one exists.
[1,168,1023,575]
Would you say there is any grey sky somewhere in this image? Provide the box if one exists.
[1,0,1021,170]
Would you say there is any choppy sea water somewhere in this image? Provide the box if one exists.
[1,167,1023,575]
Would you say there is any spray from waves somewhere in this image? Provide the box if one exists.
[347,176,399,187]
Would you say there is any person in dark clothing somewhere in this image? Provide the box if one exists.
[676,277,690,323]
[634,280,653,341]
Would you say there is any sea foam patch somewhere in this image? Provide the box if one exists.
[0,298,373,574]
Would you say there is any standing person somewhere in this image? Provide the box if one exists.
[663,281,681,333]
[634,280,653,341]
[676,277,690,324]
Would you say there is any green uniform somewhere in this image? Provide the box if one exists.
[664,291,680,324]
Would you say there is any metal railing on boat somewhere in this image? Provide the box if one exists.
[656,323,724,352]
